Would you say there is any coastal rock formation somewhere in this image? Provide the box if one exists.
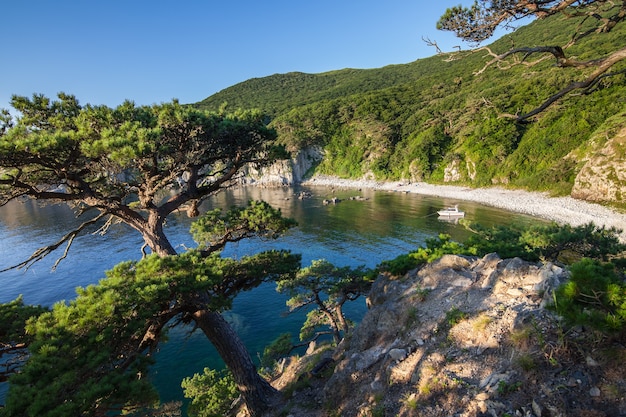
[270,254,626,417]
[572,125,626,204]
[443,159,462,182]
[241,146,323,186]
[441,158,478,183]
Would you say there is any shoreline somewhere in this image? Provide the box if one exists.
[302,175,626,241]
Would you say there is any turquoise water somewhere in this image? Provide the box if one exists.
[0,184,543,411]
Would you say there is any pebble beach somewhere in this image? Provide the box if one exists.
[303,176,626,241]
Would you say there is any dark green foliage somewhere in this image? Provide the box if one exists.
[195,69,428,118]
[190,200,297,253]
[378,253,422,277]
[390,123,453,181]
[378,234,469,276]
[463,223,535,260]
[0,109,13,137]
[464,222,626,262]
[552,258,626,339]
[1,203,300,417]
[0,296,47,346]
[276,260,374,344]
[0,94,283,263]
[1,94,296,416]
[181,368,238,417]
[2,261,164,416]
[378,223,625,277]
[260,333,294,369]
[2,249,299,417]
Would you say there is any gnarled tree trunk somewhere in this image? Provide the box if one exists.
[193,310,279,416]
[144,219,279,416]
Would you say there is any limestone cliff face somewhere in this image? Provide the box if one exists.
[241,146,323,185]
[572,125,626,204]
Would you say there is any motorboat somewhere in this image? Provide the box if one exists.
[437,205,465,218]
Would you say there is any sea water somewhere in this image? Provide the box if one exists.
[0,184,542,411]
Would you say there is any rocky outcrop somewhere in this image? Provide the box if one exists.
[241,146,323,186]
[322,254,566,415]
[572,125,626,204]
[443,159,463,182]
[443,157,477,183]
[271,254,626,417]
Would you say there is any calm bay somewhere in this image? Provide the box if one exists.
[0,184,543,410]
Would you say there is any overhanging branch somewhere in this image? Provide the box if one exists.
[516,45,626,121]
[1,211,109,272]
[474,43,626,121]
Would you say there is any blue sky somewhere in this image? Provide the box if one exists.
[1,1,509,110]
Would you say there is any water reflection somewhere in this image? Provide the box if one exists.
[0,184,544,410]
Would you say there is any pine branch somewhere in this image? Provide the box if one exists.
[1,211,108,272]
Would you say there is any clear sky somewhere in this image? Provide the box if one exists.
[1,1,501,110]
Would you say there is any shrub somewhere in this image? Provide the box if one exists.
[552,258,626,339]
[378,234,469,276]
[464,222,625,263]
[260,333,294,368]
[181,368,238,417]
[378,253,423,276]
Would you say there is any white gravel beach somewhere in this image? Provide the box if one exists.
[303,176,626,241]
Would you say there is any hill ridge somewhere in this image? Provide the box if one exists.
[197,9,626,204]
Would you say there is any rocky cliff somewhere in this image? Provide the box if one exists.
[268,254,626,417]
[240,146,323,186]
[572,123,626,205]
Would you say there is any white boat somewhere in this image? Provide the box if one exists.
[437,205,464,218]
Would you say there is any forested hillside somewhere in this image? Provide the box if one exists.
[195,9,626,202]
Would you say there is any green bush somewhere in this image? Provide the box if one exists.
[378,223,625,277]
[378,253,424,276]
[463,222,625,263]
[0,296,47,344]
[378,234,469,276]
[552,258,626,339]
[260,333,294,368]
[181,368,239,417]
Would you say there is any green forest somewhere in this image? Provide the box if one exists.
[196,10,626,199]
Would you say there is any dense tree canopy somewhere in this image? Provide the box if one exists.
[0,94,297,416]
[194,9,626,193]
[1,201,300,417]
[2,245,299,416]
[378,222,626,277]
[0,94,284,260]
[437,0,626,43]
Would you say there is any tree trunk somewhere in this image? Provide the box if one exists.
[193,309,279,417]
[335,304,350,334]
[321,310,341,345]
[144,219,279,416]
[144,213,177,257]
[141,228,177,257]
